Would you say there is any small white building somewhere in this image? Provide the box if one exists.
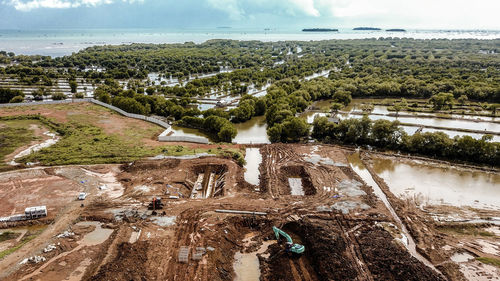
[25,206,47,219]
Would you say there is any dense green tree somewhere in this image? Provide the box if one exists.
[9,95,24,103]
[69,80,78,93]
[429,92,455,110]
[51,92,66,100]
[0,89,24,103]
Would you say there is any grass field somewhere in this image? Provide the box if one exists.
[476,257,500,268]
[0,119,43,170]
[0,103,244,166]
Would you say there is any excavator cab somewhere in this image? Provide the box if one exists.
[148,197,164,211]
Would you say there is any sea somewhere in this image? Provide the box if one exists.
[0,28,499,57]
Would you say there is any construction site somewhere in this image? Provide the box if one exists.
[0,141,498,281]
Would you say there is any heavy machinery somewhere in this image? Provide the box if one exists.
[272,226,305,254]
[148,197,164,211]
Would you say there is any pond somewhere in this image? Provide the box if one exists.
[233,116,270,144]
[370,157,500,209]
[244,148,262,186]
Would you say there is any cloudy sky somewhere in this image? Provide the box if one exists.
[1,0,499,30]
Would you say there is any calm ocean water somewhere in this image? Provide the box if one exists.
[0,28,499,57]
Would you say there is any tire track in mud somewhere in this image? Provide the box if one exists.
[161,209,203,281]
[335,216,374,281]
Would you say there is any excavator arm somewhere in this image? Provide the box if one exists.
[272,226,305,254]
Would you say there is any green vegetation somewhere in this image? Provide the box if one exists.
[1,39,499,163]
[1,113,245,166]
[51,92,66,100]
[429,92,455,110]
[0,119,41,170]
[0,226,45,260]
[476,257,500,268]
[178,115,237,142]
[21,122,156,165]
[436,225,496,237]
[0,88,24,103]
[0,235,37,259]
[312,115,498,166]
[0,231,20,242]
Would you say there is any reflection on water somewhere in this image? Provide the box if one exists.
[233,116,270,144]
[170,125,209,138]
[371,157,500,209]
[346,152,439,272]
[244,148,262,186]
[340,112,500,132]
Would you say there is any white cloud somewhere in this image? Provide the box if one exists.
[5,0,143,11]
[206,0,245,20]
[205,0,500,29]
[205,0,322,19]
[289,0,320,17]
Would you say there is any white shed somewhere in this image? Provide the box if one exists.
[25,206,47,219]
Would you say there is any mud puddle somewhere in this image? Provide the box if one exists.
[451,252,474,263]
[244,148,262,186]
[371,157,500,209]
[233,232,274,281]
[20,221,113,281]
[347,152,440,274]
[288,177,304,196]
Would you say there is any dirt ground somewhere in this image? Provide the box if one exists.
[0,144,494,280]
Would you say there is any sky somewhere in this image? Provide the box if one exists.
[0,0,499,30]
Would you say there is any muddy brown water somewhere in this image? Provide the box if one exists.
[233,116,270,144]
[244,148,262,186]
[171,97,500,142]
[169,125,208,138]
[371,157,500,209]
[233,233,274,281]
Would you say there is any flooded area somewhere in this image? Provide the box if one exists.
[352,114,500,133]
[169,125,209,138]
[370,157,500,209]
[233,116,270,144]
[347,152,439,273]
[304,98,500,140]
[233,232,274,281]
[75,221,114,246]
[451,252,474,263]
[244,148,262,186]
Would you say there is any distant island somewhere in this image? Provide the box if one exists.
[386,29,406,32]
[302,28,338,32]
[353,27,381,31]
[216,26,231,29]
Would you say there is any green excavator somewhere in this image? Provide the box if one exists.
[272,226,305,254]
